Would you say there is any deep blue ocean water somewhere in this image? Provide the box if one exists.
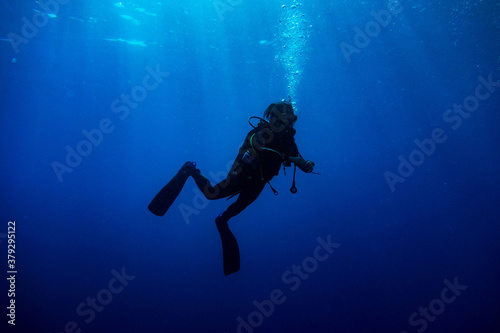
[1,0,500,332]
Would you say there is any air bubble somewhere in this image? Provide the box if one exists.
[274,0,310,106]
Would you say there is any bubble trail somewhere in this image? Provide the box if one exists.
[275,1,310,110]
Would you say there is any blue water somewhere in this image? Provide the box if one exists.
[1,0,500,332]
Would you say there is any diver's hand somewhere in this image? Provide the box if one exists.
[289,156,315,173]
[299,160,315,173]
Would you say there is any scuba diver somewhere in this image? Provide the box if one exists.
[148,101,315,275]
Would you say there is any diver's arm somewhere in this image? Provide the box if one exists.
[288,155,315,173]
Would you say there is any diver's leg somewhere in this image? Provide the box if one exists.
[215,183,265,275]
[218,182,266,223]
[185,163,242,200]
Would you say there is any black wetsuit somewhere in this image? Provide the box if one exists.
[190,121,299,222]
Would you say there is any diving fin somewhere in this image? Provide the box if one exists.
[148,163,194,216]
[216,215,240,275]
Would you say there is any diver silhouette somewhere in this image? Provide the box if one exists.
[149,101,315,275]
